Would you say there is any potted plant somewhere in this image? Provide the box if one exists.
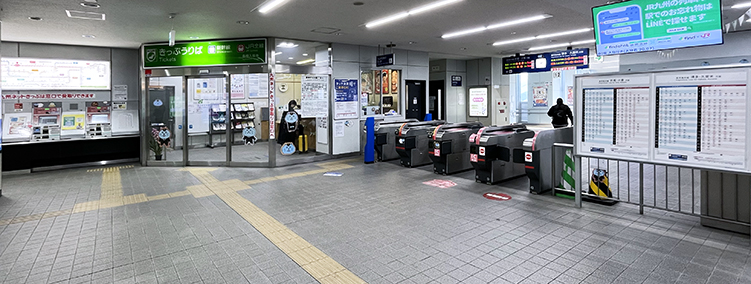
[149,135,163,160]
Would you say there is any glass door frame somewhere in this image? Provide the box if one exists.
[141,65,271,167]
[183,74,230,166]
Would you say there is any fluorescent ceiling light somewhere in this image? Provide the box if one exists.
[296,59,315,65]
[65,10,105,20]
[302,53,308,56]
[277,42,298,48]
[274,52,283,55]
[288,57,294,60]
[259,0,288,14]
[365,0,462,28]
[528,39,595,51]
[492,37,536,46]
[443,15,550,39]
[492,28,592,46]
[731,2,751,8]
[536,28,592,39]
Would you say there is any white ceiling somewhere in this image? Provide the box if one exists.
[1,0,750,59]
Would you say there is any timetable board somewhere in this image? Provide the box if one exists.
[653,70,748,170]
[575,67,751,173]
[580,75,651,159]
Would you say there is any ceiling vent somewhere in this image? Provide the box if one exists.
[65,10,106,20]
[311,27,341,34]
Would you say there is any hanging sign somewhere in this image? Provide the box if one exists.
[376,54,395,67]
[143,39,267,68]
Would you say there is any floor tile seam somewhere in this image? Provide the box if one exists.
[192,170,366,284]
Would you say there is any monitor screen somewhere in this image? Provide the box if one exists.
[90,114,110,124]
[39,116,58,125]
[592,0,723,56]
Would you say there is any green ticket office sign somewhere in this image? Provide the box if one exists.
[143,39,267,68]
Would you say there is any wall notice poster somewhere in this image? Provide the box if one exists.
[533,84,548,107]
[301,75,329,118]
[334,79,359,120]
[61,114,85,130]
[468,87,488,117]
[113,85,128,101]
[566,86,574,105]
[360,72,372,106]
[231,74,270,99]
[334,121,345,137]
[374,70,381,95]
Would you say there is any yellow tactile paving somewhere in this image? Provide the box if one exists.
[3,159,357,232]
[184,168,366,284]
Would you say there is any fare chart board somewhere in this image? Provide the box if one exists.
[576,67,751,173]
[1,58,111,90]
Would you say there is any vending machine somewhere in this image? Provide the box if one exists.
[86,101,112,138]
[31,102,62,141]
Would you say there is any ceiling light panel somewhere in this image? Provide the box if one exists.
[277,42,298,48]
[492,28,592,46]
[65,10,105,20]
[259,0,289,14]
[296,59,315,65]
[365,0,463,28]
[528,39,595,51]
[731,2,751,8]
[442,15,551,39]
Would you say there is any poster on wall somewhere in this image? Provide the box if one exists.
[334,79,359,120]
[269,73,276,140]
[113,85,128,101]
[381,70,389,94]
[360,72,373,106]
[374,70,381,95]
[566,86,574,105]
[532,84,549,107]
[468,87,488,117]
[300,75,329,118]
[230,74,269,99]
[230,74,246,99]
[390,70,399,94]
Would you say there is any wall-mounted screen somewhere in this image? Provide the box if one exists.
[592,0,723,56]
[1,58,111,90]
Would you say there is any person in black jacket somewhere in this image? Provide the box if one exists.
[547,98,574,128]
[278,100,302,144]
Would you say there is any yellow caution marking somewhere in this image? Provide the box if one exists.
[184,168,366,284]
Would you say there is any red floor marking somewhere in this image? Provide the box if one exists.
[422,179,457,189]
[484,193,512,201]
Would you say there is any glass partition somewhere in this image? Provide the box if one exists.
[146,77,184,164]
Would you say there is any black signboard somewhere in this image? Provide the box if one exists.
[503,48,589,74]
[376,54,395,67]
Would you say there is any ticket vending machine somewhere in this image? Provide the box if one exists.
[86,101,112,138]
[395,120,446,167]
[470,124,535,184]
[428,122,484,174]
[31,102,62,141]
[514,127,573,194]
[372,119,419,161]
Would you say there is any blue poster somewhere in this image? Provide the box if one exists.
[334,79,359,119]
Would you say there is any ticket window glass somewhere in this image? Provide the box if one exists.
[360,69,402,116]
[509,69,578,125]
[147,77,184,163]
[275,74,325,161]
[230,73,269,164]
[185,76,229,164]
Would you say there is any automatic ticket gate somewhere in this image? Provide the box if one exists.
[428,122,484,174]
[514,127,573,194]
[373,119,419,161]
[470,124,535,184]
[395,120,446,167]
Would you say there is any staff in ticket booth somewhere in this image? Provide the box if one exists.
[547,98,574,128]
[278,100,303,145]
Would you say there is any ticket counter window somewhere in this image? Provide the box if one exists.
[361,69,401,116]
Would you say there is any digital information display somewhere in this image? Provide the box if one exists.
[592,0,723,56]
[1,58,111,90]
[576,68,751,173]
[503,49,589,74]
[468,87,489,117]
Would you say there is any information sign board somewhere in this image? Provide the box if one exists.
[143,39,266,68]
[1,58,111,90]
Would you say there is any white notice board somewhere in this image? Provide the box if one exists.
[301,75,329,118]
[575,66,751,173]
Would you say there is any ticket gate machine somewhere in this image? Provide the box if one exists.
[514,127,573,194]
[470,124,535,184]
[428,122,484,174]
[373,119,419,162]
[395,120,446,167]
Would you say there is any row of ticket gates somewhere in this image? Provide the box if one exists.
[370,119,573,194]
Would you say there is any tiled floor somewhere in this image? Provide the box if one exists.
[0,158,749,284]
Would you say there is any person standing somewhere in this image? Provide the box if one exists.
[547,98,574,128]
